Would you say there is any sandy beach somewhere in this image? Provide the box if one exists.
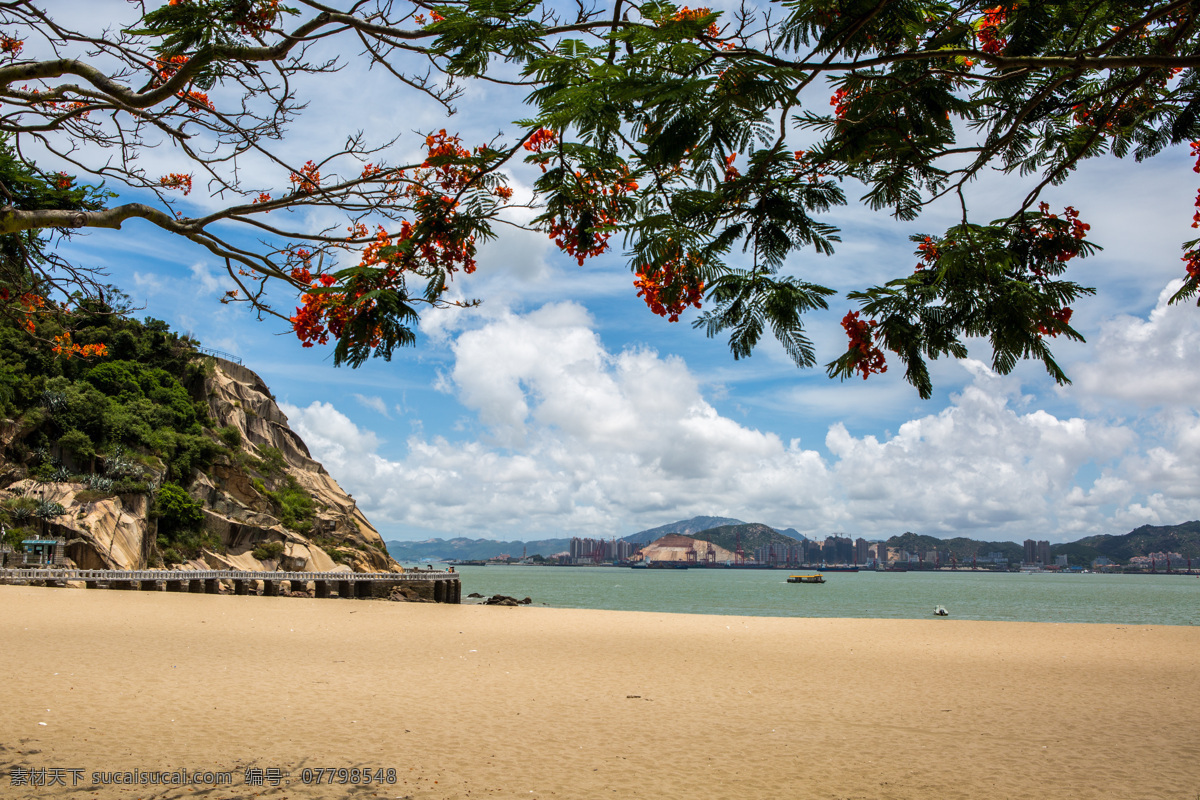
[1,584,1197,800]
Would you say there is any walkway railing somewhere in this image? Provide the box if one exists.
[194,347,243,364]
[0,568,457,582]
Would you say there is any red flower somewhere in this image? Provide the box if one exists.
[159,173,192,195]
[841,311,887,379]
[634,254,704,322]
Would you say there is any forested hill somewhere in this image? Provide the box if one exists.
[885,532,1025,563]
[886,524,1200,564]
[691,523,801,554]
[1070,521,1200,562]
[0,303,396,573]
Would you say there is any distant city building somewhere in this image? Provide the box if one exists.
[805,540,823,563]
[568,537,632,564]
[873,543,889,564]
[823,535,853,564]
[1054,554,1069,567]
[1023,539,1051,565]
[1129,552,1187,570]
[1149,551,1187,568]
[753,545,803,566]
[854,538,869,565]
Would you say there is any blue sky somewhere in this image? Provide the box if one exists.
[42,2,1200,543]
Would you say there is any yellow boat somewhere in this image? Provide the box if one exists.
[787,574,825,584]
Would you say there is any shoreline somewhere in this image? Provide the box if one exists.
[3,584,1198,799]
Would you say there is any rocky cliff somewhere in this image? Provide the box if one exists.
[4,357,398,574]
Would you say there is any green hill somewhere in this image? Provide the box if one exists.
[1074,521,1200,561]
[886,532,1024,563]
[692,523,802,554]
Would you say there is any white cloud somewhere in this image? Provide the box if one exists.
[188,262,224,295]
[353,394,390,417]
[1072,280,1200,407]
[825,367,1135,533]
[131,271,165,295]
[286,302,837,537]
[276,302,1200,544]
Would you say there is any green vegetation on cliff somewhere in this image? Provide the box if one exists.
[0,299,220,489]
[153,481,221,565]
[1,301,321,565]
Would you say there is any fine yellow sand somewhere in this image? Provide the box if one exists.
[1,584,1197,800]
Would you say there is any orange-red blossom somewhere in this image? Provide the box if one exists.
[147,55,216,113]
[841,311,887,379]
[0,35,23,56]
[723,153,739,182]
[524,127,635,265]
[1036,307,1073,337]
[1,290,108,358]
[1032,202,1090,268]
[975,5,1011,55]
[290,216,478,349]
[1181,141,1200,281]
[665,6,730,46]
[52,332,108,359]
[291,132,485,350]
[289,161,321,195]
[548,168,638,266]
[159,173,193,195]
[830,87,854,119]
[634,255,704,322]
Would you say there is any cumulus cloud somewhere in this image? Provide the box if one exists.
[353,394,390,417]
[1072,280,1200,406]
[131,272,165,295]
[285,302,835,537]
[188,262,224,295]
[826,364,1135,533]
[276,302,1200,543]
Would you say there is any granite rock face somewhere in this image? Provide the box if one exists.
[23,358,399,574]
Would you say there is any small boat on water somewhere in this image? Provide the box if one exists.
[817,565,859,572]
[787,574,825,584]
[933,605,949,616]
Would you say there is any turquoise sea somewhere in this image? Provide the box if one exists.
[429,565,1200,626]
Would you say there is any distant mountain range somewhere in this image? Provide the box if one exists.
[385,536,573,562]
[386,517,1200,565]
[881,523,1200,564]
[618,516,744,545]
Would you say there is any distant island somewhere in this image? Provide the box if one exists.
[387,516,1200,571]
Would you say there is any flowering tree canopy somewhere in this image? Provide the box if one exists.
[1,1,1197,395]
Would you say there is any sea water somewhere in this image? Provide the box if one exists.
[432,566,1200,626]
